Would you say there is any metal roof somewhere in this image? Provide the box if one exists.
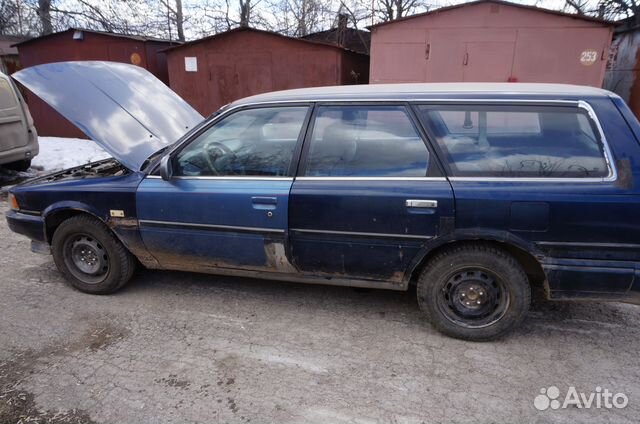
[368,0,615,29]
[301,28,371,55]
[161,27,367,55]
[230,82,614,106]
[12,28,179,48]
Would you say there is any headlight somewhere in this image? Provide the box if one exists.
[8,193,19,210]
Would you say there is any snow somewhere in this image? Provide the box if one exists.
[31,137,111,172]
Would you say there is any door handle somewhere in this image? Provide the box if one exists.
[406,199,438,208]
[252,196,277,210]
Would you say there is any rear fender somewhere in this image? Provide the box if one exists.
[406,229,546,285]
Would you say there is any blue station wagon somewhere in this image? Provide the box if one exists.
[6,62,640,340]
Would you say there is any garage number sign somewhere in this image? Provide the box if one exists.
[580,50,598,66]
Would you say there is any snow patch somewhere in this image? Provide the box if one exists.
[32,137,111,172]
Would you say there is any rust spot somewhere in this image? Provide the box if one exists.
[389,270,404,283]
[107,217,138,229]
[264,242,297,272]
[614,158,633,190]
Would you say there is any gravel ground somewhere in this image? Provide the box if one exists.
[0,199,639,424]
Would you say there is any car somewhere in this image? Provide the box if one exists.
[6,61,640,341]
[0,70,38,171]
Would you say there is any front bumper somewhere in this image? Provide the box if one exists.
[5,209,46,243]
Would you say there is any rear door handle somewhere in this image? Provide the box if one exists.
[406,199,438,208]
[252,196,277,210]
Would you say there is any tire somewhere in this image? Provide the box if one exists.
[5,159,31,172]
[51,214,136,294]
[417,243,531,341]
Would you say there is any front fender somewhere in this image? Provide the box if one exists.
[43,200,106,224]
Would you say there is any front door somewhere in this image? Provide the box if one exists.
[137,105,310,273]
[289,104,455,284]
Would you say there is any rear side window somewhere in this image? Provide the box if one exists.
[417,104,609,178]
[0,79,18,110]
[304,105,430,177]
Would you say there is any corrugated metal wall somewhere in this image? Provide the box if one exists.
[17,30,174,138]
[370,1,613,87]
[166,30,369,116]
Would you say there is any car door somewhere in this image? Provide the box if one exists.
[288,103,455,285]
[136,105,311,273]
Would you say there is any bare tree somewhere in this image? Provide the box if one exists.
[270,0,333,36]
[159,0,186,41]
[598,0,640,23]
[377,0,424,21]
[337,2,370,53]
[0,0,18,34]
[37,0,52,34]
[239,0,251,26]
[565,0,588,14]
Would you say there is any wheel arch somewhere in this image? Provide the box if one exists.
[43,202,108,244]
[407,232,547,288]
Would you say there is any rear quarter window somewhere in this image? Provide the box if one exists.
[0,79,18,110]
[417,104,609,179]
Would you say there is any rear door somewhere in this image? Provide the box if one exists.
[288,103,455,284]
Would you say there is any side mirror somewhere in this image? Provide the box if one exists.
[159,155,173,181]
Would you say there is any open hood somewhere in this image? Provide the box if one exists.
[13,61,204,171]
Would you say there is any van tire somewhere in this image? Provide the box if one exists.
[51,214,135,294]
[417,243,531,341]
[5,159,31,172]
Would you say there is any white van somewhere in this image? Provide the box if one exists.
[0,71,37,171]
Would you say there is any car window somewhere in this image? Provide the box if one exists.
[174,106,308,177]
[417,104,609,178]
[304,105,429,177]
[439,111,541,135]
[0,79,18,110]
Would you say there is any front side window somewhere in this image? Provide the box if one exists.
[304,105,430,177]
[174,106,308,177]
[417,104,609,178]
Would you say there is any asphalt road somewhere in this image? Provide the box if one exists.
[0,199,639,424]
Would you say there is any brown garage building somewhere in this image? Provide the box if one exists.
[165,28,369,116]
[15,28,179,138]
[369,0,614,87]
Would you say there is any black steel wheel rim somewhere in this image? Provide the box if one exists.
[63,234,110,284]
[436,267,510,329]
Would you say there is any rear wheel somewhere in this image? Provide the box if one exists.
[417,243,531,341]
[52,215,135,294]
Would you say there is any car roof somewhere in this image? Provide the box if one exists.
[230,83,614,107]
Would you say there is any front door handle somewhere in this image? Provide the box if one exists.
[406,199,438,208]
[252,196,277,210]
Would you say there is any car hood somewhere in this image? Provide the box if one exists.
[13,61,204,171]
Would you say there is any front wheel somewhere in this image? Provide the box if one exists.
[417,244,531,341]
[52,215,136,294]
